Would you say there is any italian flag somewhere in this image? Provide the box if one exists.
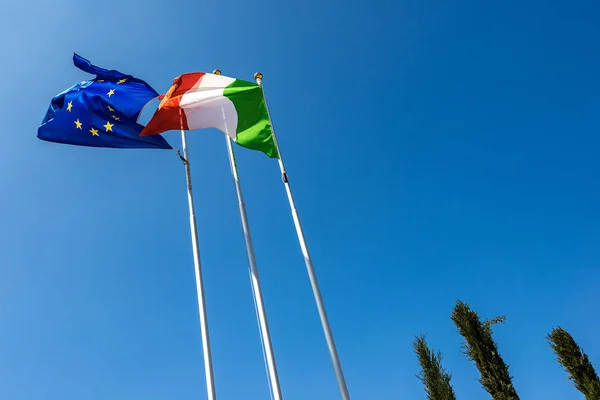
[140,72,278,158]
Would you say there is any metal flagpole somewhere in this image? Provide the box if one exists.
[213,69,283,400]
[254,72,351,400]
[178,130,217,400]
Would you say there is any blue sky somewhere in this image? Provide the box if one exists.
[1,0,599,398]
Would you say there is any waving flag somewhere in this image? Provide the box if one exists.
[38,54,172,150]
[140,72,277,158]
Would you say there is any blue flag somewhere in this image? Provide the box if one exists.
[38,54,172,150]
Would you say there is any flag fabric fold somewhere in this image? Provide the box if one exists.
[38,54,172,150]
[140,72,277,158]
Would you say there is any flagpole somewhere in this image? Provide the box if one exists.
[179,129,217,400]
[254,72,351,400]
[213,69,283,400]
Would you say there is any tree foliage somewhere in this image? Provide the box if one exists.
[414,334,457,400]
[548,327,600,400]
[451,300,519,400]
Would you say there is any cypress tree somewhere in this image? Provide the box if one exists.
[451,300,519,400]
[548,327,600,399]
[413,334,457,400]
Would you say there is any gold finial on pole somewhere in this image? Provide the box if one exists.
[254,72,263,85]
[212,69,222,75]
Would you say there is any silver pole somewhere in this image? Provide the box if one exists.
[180,129,217,400]
[213,68,283,400]
[254,73,351,400]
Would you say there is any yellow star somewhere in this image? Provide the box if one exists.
[90,127,99,136]
[107,89,115,97]
[117,78,127,84]
[107,105,115,112]
[111,115,120,121]
[74,119,83,130]
[66,101,73,112]
[103,121,114,132]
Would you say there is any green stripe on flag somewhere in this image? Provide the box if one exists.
[224,80,278,158]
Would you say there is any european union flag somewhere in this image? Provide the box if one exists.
[38,54,172,150]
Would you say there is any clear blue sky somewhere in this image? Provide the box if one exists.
[1,0,598,398]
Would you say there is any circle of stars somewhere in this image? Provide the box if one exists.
[67,79,126,137]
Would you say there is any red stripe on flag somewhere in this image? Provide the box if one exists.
[140,73,206,136]
[165,72,206,100]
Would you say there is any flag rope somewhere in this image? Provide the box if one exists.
[247,265,276,400]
